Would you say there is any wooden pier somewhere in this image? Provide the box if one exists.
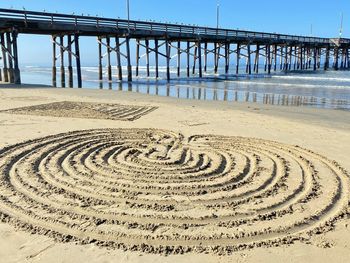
[0,8,349,87]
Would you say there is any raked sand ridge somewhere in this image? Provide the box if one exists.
[0,128,349,255]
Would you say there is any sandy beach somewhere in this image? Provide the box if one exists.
[0,85,349,263]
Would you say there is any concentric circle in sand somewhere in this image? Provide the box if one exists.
[0,129,349,254]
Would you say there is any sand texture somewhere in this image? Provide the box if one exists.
[0,87,349,263]
[1,101,158,121]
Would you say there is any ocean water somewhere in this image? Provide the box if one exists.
[20,65,350,110]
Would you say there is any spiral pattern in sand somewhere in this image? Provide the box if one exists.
[0,129,349,254]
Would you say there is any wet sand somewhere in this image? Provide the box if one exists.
[0,86,349,263]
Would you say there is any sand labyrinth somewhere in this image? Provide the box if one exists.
[0,129,349,254]
[1,101,157,121]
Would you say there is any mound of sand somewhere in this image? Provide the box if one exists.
[0,128,348,255]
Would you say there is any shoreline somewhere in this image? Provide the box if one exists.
[4,69,350,111]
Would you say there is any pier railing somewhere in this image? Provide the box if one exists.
[0,8,332,44]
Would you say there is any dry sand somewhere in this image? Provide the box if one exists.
[0,85,349,263]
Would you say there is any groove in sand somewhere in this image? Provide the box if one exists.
[1,101,158,121]
[0,128,349,255]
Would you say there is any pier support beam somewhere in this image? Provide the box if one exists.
[313,47,317,71]
[288,46,293,71]
[1,31,21,84]
[165,39,171,81]
[306,48,310,69]
[186,42,190,77]
[264,45,268,72]
[197,41,202,78]
[333,47,339,70]
[267,44,271,74]
[59,36,65,88]
[236,43,240,75]
[192,44,197,75]
[98,37,103,82]
[6,32,14,83]
[177,41,181,77]
[324,46,331,70]
[340,48,346,69]
[214,43,218,74]
[115,37,123,81]
[11,30,21,84]
[273,45,277,71]
[299,46,303,70]
[74,34,82,88]
[106,36,112,82]
[52,36,57,87]
[126,37,132,82]
[284,46,288,70]
[67,35,73,87]
[1,33,9,83]
[280,45,284,70]
[204,42,208,72]
[155,39,159,78]
[146,39,150,77]
[317,48,321,69]
[294,46,297,70]
[135,39,140,77]
[254,44,260,73]
[225,42,230,74]
[246,43,251,74]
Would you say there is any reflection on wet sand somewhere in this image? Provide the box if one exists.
[97,80,350,110]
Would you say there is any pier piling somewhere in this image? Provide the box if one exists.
[177,41,181,77]
[146,39,150,77]
[334,47,339,70]
[74,34,82,88]
[98,37,103,82]
[165,39,170,81]
[198,41,202,78]
[52,36,57,87]
[6,32,14,83]
[115,37,123,81]
[1,33,9,83]
[186,42,190,77]
[192,43,197,75]
[106,36,112,82]
[135,39,140,77]
[59,36,65,87]
[67,35,73,87]
[236,43,240,74]
[126,37,132,82]
[155,39,159,78]
[225,42,230,74]
[204,42,208,72]
[247,43,251,75]
[254,44,260,73]
[269,45,273,73]
[11,30,20,84]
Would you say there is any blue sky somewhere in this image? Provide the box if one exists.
[1,0,348,66]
